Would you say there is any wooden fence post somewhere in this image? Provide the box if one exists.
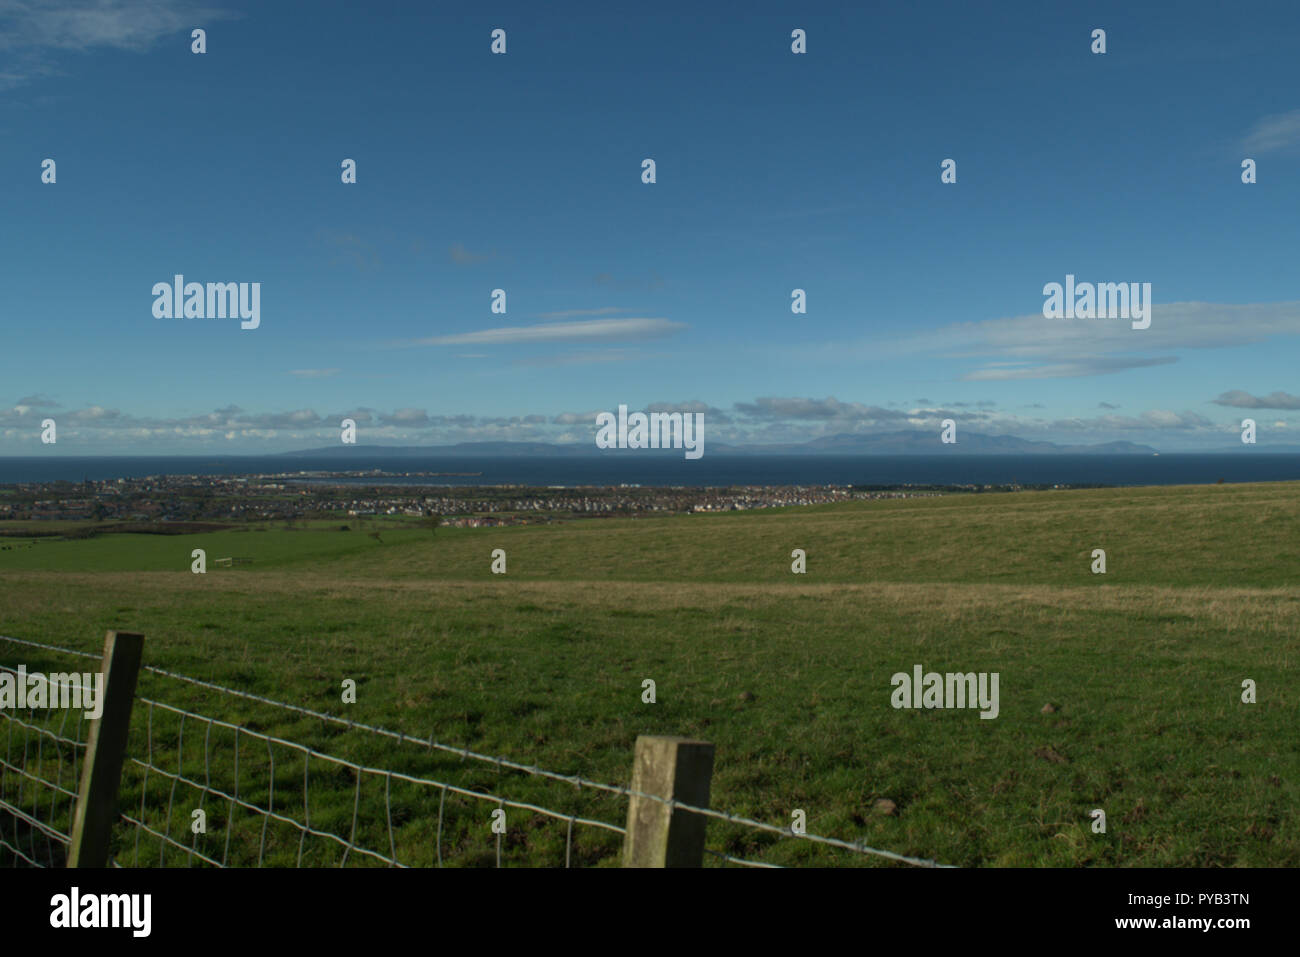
[622,735,714,867]
[67,631,144,868]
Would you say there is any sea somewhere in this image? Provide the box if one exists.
[3,454,1300,488]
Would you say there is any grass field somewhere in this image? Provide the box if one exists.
[1,481,1297,867]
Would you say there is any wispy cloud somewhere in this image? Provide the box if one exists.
[14,393,60,408]
[0,395,1256,453]
[551,410,608,425]
[1242,109,1300,153]
[806,300,1300,382]
[0,0,238,89]
[385,408,428,425]
[553,401,731,425]
[963,356,1179,381]
[0,0,227,51]
[448,242,496,265]
[317,229,380,272]
[513,348,649,367]
[536,307,630,319]
[734,396,909,422]
[1049,410,1214,432]
[1211,389,1300,410]
[409,317,686,347]
[288,368,340,378]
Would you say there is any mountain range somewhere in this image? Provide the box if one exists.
[280,430,1164,457]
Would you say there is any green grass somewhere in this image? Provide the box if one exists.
[0,524,427,571]
[1,482,1296,867]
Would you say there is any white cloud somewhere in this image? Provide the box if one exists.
[551,410,607,425]
[734,396,909,422]
[0,0,232,52]
[1242,109,1300,153]
[804,300,1300,382]
[410,317,686,347]
[0,394,1251,454]
[1211,390,1300,410]
[1047,410,1214,433]
[964,356,1178,381]
[0,0,238,89]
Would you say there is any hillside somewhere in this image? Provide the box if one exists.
[1,482,1296,867]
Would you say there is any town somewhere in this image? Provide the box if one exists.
[0,471,1092,533]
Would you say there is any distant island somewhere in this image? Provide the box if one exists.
[280,430,1161,458]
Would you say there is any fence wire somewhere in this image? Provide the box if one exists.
[116,694,626,867]
[0,664,90,867]
[2,634,952,868]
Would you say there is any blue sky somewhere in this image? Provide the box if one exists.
[2,0,1298,454]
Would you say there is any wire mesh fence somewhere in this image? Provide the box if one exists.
[0,665,90,867]
[116,693,627,868]
[1,633,952,868]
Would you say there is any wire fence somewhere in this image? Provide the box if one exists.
[1,633,952,868]
[0,665,89,867]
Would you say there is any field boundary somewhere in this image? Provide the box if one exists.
[1,631,952,869]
